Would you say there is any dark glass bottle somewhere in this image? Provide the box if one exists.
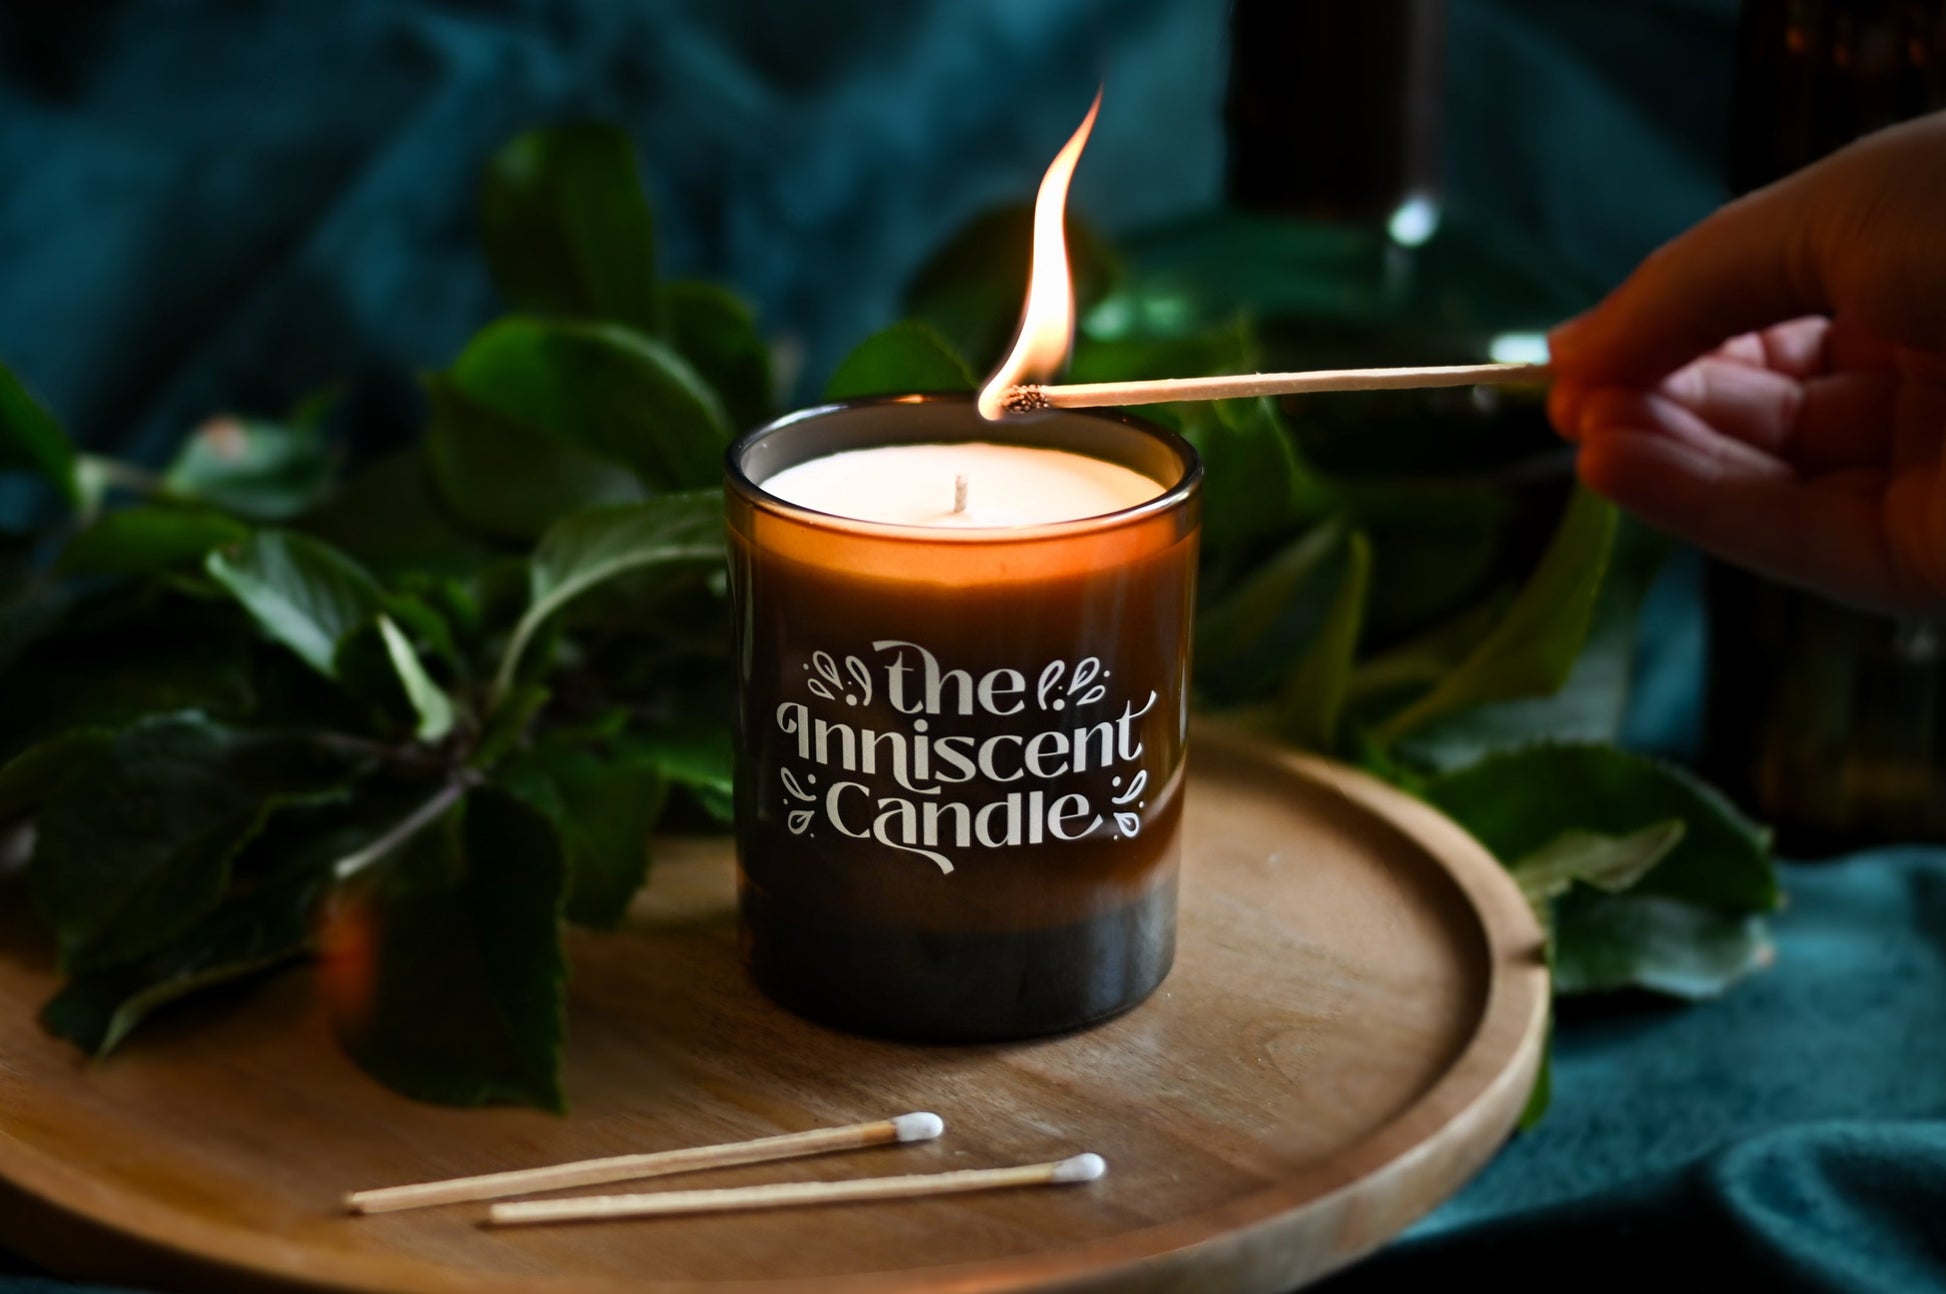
[1707,0,1946,852]
[1216,0,1577,657]
[1225,0,1446,223]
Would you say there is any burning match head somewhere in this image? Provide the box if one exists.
[1001,386,1051,415]
[893,1111,946,1142]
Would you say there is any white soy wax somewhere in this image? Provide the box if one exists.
[760,442,1162,528]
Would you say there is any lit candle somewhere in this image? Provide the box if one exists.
[724,395,1202,1042]
[760,442,1164,528]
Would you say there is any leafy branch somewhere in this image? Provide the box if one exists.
[0,125,746,1110]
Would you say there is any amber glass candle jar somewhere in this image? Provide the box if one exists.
[724,395,1202,1041]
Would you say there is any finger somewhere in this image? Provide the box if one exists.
[1547,176,1826,387]
[1795,371,1902,472]
[1564,317,1837,439]
[1577,428,1918,613]
[1765,316,1839,374]
[1711,316,1830,377]
[1825,314,1903,373]
[1547,378,1594,443]
[1655,358,1805,451]
[1577,387,1790,476]
[1586,371,1901,473]
[1890,361,1946,473]
[1551,371,1730,445]
[1552,113,1946,386]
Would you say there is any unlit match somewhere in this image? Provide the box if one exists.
[1003,362,1550,414]
[344,1112,945,1215]
[486,1153,1107,1227]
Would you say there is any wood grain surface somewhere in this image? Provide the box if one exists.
[0,724,1548,1293]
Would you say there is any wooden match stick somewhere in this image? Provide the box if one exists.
[1004,362,1550,413]
[343,1112,945,1215]
[486,1153,1107,1226]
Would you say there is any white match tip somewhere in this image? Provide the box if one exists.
[894,1111,945,1142]
[1052,1153,1106,1183]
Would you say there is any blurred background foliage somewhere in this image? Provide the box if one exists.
[0,0,1734,471]
[0,0,1783,1114]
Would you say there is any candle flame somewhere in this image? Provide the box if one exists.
[976,91,1101,421]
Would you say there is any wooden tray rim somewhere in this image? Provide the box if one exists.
[0,727,1550,1294]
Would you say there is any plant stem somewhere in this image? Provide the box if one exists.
[332,780,468,882]
[78,455,166,499]
[489,617,540,713]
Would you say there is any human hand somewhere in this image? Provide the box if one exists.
[1547,111,1946,615]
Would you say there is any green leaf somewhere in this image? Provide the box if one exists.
[665,280,772,433]
[391,572,484,659]
[500,740,666,928]
[43,783,377,1060]
[475,683,550,767]
[162,416,335,522]
[1508,820,1687,908]
[1175,397,1316,551]
[1393,518,1668,772]
[623,720,734,824]
[1270,531,1370,751]
[333,613,457,743]
[378,616,455,743]
[0,590,256,762]
[824,320,975,401]
[1552,891,1773,999]
[0,360,79,505]
[0,584,69,681]
[60,506,249,576]
[0,729,111,824]
[381,588,460,672]
[1362,517,1505,638]
[1195,522,1349,706]
[27,714,347,972]
[1423,742,1778,913]
[425,377,643,542]
[336,785,567,1110]
[447,317,728,494]
[1065,321,1311,552]
[1375,487,1616,743]
[207,529,386,678]
[302,446,496,577]
[903,203,1119,369]
[1347,593,1512,712]
[480,124,661,335]
[41,859,331,1056]
[1067,317,1257,385]
[494,492,725,701]
[1105,211,1387,339]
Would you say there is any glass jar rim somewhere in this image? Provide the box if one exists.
[723,393,1203,543]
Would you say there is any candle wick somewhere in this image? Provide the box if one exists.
[953,474,968,514]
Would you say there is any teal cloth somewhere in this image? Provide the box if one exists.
[5,2,1945,1291]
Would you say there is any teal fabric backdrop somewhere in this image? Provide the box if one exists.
[4,1,1944,1291]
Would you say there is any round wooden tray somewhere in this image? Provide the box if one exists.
[0,725,1547,1293]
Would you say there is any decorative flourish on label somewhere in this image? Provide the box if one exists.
[804,651,872,706]
[1036,656,1108,711]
